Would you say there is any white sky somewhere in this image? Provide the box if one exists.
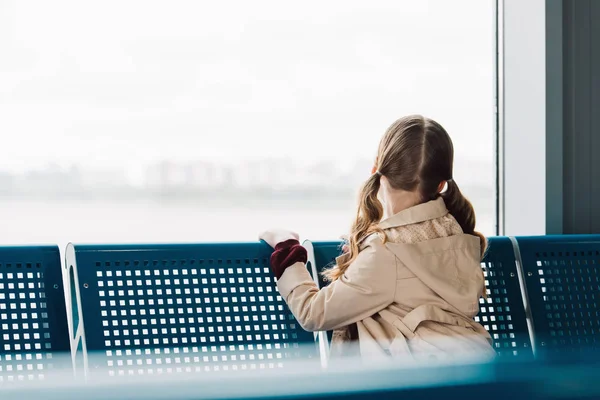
[0,0,495,173]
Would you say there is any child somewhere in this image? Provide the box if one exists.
[259,115,496,362]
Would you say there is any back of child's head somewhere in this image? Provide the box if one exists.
[326,115,486,284]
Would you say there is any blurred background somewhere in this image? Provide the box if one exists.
[0,0,495,247]
[4,1,600,398]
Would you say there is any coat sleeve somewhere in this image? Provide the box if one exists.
[276,238,397,332]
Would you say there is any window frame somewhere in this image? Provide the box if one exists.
[497,0,561,236]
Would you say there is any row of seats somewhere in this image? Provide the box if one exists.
[311,236,600,360]
[1,235,599,381]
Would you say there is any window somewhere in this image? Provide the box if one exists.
[0,0,496,247]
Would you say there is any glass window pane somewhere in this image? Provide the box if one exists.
[0,0,495,246]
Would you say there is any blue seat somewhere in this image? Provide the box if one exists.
[307,237,532,358]
[515,235,600,358]
[4,354,600,400]
[0,246,69,382]
[303,240,344,351]
[304,240,343,290]
[65,242,318,377]
[481,237,532,357]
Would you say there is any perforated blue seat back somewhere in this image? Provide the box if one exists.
[0,246,69,382]
[516,235,600,357]
[306,241,343,345]
[310,241,343,289]
[67,243,317,377]
[481,237,531,357]
[310,237,532,358]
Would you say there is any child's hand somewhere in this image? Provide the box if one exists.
[258,229,300,249]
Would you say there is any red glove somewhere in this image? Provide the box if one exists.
[269,239,307,280]
[259,230,308,279]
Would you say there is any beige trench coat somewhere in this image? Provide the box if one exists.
[277,197,496,363]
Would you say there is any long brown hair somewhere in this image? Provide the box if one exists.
[324,115,487,295]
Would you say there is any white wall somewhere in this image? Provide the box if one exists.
[501,0,547,235]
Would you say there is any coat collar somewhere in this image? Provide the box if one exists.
[378,197,448,229]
